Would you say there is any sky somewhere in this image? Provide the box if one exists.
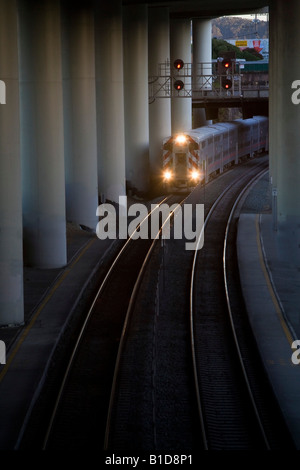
[229,13,269,21]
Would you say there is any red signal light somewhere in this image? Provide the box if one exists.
[222,58,231,69]
[174,79,184,91]
[174,59,184,70]
[222,78,232,90]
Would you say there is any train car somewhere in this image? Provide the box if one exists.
[162,116,268,191]
[235,116,269,159]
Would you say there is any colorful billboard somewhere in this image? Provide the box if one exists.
[227,39,269,60]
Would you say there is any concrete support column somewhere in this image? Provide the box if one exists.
[170,18,192,134]
[0,0,23,325]
[95,0,126,204]
[148,7,171,187]
[19,0,67,268]
[62,5,98,229]
[268,2,278,191]
[123,4,149,194]
[192,18,212,127]
[270,0,300,265]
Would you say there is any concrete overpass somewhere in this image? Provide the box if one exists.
[0,0,299,326]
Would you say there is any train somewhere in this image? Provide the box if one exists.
[162,116,268,190]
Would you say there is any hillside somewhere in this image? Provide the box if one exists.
[212,16,269,40]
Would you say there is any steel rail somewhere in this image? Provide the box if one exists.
[103,193,189,450]
[41,195,172,450]
[189,161,268,450]
[223,167,270,449]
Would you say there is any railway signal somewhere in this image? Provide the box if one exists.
[221,78,232,90]
[174,79,184,91]
[222,58,232,71]
[174,59,184,70]
[173,59,185,91]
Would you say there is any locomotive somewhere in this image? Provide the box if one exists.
[162,116,268,191]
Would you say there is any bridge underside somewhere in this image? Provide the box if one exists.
[124,0,269,19]
[193,98,269,119]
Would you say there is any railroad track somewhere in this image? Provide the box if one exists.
[102,156,294,452]
[17,156,295,452]
[31,193,188,450]
[190,161,295,450]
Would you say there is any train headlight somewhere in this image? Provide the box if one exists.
[190,170,200,181]
[175,134,187,145]
[163,170,172,181]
